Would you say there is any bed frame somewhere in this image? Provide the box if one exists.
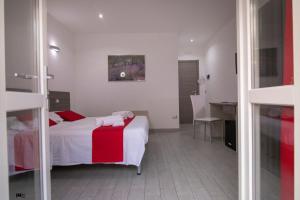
[48,90,144,175]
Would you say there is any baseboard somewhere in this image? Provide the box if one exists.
[150,128,180,133]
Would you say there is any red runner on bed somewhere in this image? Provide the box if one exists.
[92,117,134,163]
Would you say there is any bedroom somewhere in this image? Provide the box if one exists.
[0,0,298,200]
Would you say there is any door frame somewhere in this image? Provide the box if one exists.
[178,60,200,124]
[237,0,300,199]
[0,0,51,199]
[0,0,9,199]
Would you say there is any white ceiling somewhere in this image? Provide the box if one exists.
[47,0,236,46]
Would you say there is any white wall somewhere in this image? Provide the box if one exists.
[178,44,205,61]
[47,14,76,108]
[46,14,236,128]
[204,19,237,115]
[73,33,180,129]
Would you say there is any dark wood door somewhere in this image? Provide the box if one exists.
[178,60,199,124]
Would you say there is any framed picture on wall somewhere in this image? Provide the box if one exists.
[108,55,145,81]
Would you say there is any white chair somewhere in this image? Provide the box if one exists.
[190,95,224,143]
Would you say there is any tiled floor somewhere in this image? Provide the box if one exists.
[8,125,238,200]
[50,124,238,200]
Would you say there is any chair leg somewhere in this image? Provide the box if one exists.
[193,120,196,139]
[200,121,202,140]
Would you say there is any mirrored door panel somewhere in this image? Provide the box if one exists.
[254,105,294,200]
[7,109,41,200]
[252,0,294,88]
[5,0,39,93]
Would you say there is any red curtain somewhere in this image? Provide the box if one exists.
[280,0,294,200]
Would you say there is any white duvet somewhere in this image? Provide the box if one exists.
[49,116,149,167]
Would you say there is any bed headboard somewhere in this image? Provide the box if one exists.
[6,88,32,92]
[132,110,149,117]
[48,91,70,112]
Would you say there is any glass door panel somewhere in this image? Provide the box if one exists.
[238,0,298,199]
[254,105,294,200]
[252,0,294,88]
[4,0,39,93]
[250,1,295,199]
[0,0,49,199]
[7,109,42,200]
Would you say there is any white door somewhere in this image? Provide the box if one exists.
[237,0,299,200]
[0,0,50,199]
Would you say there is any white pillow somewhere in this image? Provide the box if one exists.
[49,112,64,123]
[112,111,135,119]
[7,117,31,131]
[96,115,124,126]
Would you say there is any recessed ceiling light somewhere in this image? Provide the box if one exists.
[98,13,104,19]
[190,39,195,43]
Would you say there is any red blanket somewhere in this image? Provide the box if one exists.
[92,117,134,163]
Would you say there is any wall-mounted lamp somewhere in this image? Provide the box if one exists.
[49,45,61,53]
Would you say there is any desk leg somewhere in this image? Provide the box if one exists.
[204,122,207,141]
[210,122,212,143]
[222,120,225,144]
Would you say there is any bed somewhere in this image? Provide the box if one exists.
[8,91,149,175]
[49,115,149,174]
[48,91,149,174]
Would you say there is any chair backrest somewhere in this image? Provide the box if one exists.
[190,95,205,120]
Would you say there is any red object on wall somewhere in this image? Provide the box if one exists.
[280,0,294,200]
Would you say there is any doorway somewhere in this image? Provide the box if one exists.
[178,60,199,124]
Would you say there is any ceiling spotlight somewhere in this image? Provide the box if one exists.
[190,39,195,43]
[98,13,104,19]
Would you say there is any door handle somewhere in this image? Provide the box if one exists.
[14,73,38,80]
[47,74,54,80]
[14,73,55,80]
